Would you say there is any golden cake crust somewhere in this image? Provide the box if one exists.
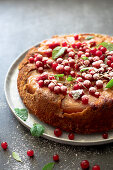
[17,33,113,134]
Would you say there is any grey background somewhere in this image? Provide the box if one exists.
[0,0,113,169]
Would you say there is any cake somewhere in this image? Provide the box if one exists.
[17,33,113,134]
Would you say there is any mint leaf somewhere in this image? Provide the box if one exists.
[42,162,55,170]
[82,56,89,60]
[104,58,107,65]
[71,90,83,100]
[80,67,89,72]
[105,79,113,88]
[54,74,64,81]
[54,74,64,78]
[30,123,45,137]
[67,75,73,81]
[12,152,22,162]
[52,46,66,60]
[85,36,94,40]
[97,42,113,51]
[14,108,28,121]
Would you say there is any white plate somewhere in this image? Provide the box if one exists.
[4,44,113,146]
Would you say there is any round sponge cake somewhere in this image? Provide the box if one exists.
[17,33,113,134]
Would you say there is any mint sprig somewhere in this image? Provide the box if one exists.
[97,42,113,51]
[52,46,66,60]
[12,152,22,162]
[30,123,45,137]
[80,67,89,72]
[54,74,64,78]
[14,108,28,121]
[85,36,94,40]
[104,58,108,65]
[71,90,83,100]
[66,75,73,81]
[82,56,89,60]
[42,162,55,170]
[105,79,113,88]
[54,74,64,81]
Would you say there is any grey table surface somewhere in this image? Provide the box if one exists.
[1,0,113,169]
